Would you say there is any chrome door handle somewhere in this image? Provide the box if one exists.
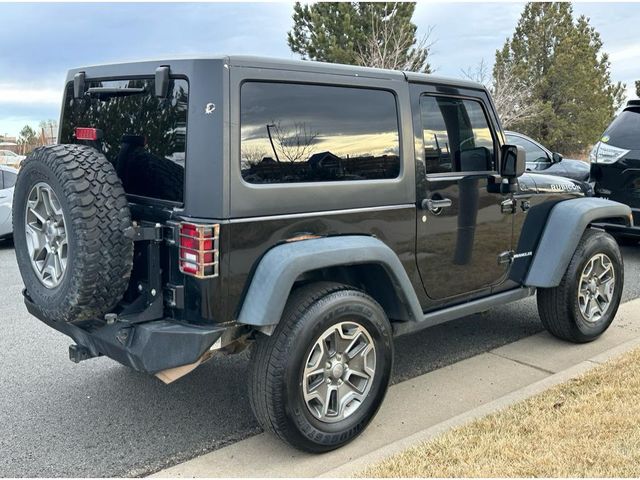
[422,197,452,212]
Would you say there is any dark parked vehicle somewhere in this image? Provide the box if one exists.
[13,56,631,453]
[506,131,590,181]
[590,100,640,242]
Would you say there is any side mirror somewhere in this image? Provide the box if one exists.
[500,144,526,179]
[552,152,563,163]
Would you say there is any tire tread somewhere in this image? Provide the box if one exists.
[14,144,133,322]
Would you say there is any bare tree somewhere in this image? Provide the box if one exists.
[460,58,491,85]
[270,121,319,164]
[461,59,541,129]
[355,10,435,72]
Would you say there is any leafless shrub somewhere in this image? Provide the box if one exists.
[270,121,319,163]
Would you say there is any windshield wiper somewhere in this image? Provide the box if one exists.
[86,87,146,100]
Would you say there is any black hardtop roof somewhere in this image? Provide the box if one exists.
[66,54,486,91]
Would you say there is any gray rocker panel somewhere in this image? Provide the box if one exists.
[525,197,631,288]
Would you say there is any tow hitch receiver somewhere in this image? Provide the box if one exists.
[69,344,96,363]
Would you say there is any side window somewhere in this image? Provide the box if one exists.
[507,135,548,163]
[240,82,400,184]
[0,171,4,189]
[3,171,16,189]
[420,95,495,174]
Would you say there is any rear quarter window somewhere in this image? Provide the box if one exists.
[59,78,188,203]
[240,82,400,184]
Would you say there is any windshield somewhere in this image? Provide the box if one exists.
[602,108,640,150]
[59,78,188,203]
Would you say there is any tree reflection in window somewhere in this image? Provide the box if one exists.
[60,78,188,203]
[240,82,400,184]
[420,95,495,174]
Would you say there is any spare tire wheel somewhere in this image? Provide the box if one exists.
[13,144,134,323]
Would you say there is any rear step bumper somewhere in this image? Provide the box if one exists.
[23,289,225,374]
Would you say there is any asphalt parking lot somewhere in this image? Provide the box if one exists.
[1,238,639,477]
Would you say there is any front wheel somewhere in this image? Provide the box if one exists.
[537,229,624,343]
[248,282,393,452]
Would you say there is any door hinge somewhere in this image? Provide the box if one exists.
[500,199,517,214]
[498,250,514,265]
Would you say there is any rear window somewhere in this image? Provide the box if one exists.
[60,78,188,203]
[602,108,640,150]
[240,82,400,184]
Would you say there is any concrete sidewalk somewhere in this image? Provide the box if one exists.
[151,298,640,478]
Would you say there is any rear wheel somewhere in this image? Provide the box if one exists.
[13,144,134,323]
[249,282,393,452]
[537,229,623,343]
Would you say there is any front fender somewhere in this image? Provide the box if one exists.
[236,235,423,327]
[525,197,631,288]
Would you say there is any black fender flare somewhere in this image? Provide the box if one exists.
[525,197,631,288]
[236,235,423,327]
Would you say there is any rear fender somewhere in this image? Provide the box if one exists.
[236,236,423,327]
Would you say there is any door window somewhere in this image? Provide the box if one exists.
[420,95,495,174]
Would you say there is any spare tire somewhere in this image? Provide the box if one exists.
[13,144,134,323]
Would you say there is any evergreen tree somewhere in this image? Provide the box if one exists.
[494,2,625,154]
[287,2,431,73]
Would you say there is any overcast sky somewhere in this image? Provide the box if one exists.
[1,1,639,138]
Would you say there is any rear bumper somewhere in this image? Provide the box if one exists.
[23,289,226,374]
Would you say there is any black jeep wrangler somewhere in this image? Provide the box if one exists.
[13,56,632,453]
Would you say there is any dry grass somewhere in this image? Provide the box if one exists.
[361,348,640,478]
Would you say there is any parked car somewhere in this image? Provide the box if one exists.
[13,56,630,453]
[0,165,17,239]
[505,131,590,182]
[590,100,640,243]
[0,149,25,169]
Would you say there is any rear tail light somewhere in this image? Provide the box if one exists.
[590,141,629,165]
[74,127,102,141]
[179,222,219,278]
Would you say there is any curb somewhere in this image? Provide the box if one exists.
[321,334,640,478]
[150,298,640,478]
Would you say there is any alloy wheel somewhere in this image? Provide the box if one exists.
[24,182,69,288]
[302,321,376,423]
[577,253,615,323]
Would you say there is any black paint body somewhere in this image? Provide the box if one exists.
[43,56,592,373]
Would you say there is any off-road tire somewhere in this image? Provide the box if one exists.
[248,282,393,453]
[537,229,623,343]
[13,144,134,323]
